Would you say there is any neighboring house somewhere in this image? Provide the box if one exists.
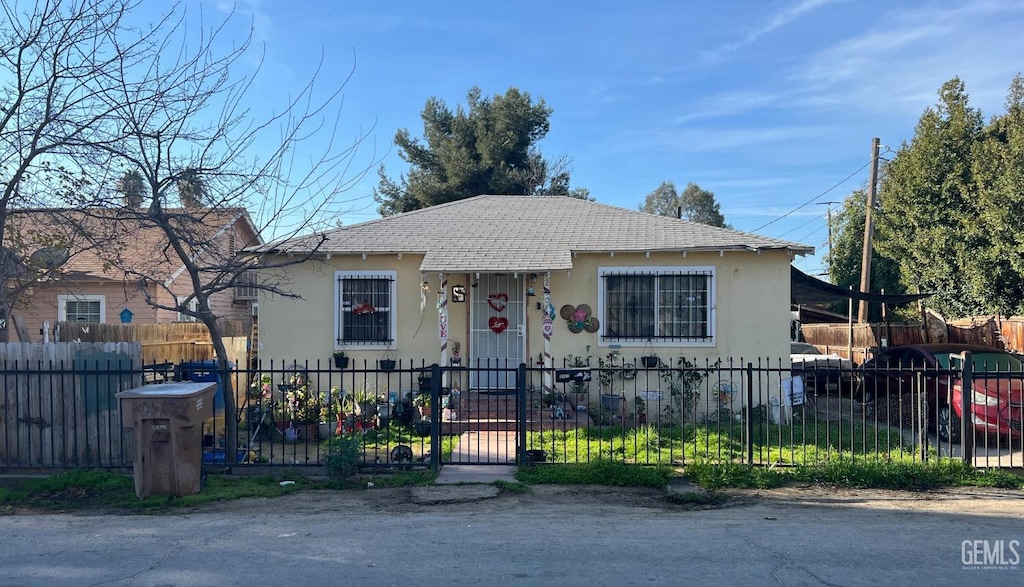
[3,207,261,341]
[255,195,813,388]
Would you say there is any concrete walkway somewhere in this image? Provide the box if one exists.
[435,431,518,484]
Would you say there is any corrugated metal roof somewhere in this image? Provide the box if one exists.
[258,195,813,271]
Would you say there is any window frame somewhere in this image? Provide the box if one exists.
[597,265,715,347]
[333,270,397,350]
[57,294,106,324]
[176,296,199,322]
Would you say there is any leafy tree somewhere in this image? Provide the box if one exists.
[639,181,727,227]
[824,188,903,320]
[374,87,588,215]
[875,76,1024,317]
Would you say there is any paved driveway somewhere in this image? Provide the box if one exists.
[0,485,1021,586]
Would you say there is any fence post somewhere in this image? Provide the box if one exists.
[430,363,441,473]
[517,363,527,465]
[745,362,754,465]
[917,371,927,462]
[960,352,973,465]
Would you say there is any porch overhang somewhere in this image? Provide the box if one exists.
[419,247,573,274]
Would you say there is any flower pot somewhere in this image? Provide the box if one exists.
[380,359,397,371]
[600,394,623,413]
[418,406,432,418]
[418,376,432,392]
[333,356,349,369]
[318,422,334,439]
[414,419,432,437]
[641,356,659,368]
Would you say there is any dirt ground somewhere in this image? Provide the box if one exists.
[167,482,1023,519]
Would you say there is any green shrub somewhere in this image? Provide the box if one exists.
[323,434,361,480]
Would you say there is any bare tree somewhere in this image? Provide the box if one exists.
[83,4,376,459]
[4,1,376,459]
[0,0,148,341]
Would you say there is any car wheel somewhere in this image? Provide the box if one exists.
[936,403,961,443]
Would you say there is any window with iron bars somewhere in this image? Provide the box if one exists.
[335,271,396,347]
[599,266,714,343]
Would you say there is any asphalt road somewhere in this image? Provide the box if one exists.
[0,484,1021,586]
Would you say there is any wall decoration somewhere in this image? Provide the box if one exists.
[487,293,508,312]
[352,300,376,315]
[451,284,466,303]
[560,303,599,334]
[488,316,509,334]
[119,308,134,324]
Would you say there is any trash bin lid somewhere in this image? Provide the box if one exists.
[116,381,218,399]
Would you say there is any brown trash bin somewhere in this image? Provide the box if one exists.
[117,382,217,498]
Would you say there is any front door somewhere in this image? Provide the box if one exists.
[470,273,525,390]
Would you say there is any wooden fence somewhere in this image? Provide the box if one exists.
[55,321,250,366]
[801,316,1024,363]
[0,342,142,468]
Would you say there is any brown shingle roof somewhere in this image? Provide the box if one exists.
[4,208,257,283]
[258,195,813,272]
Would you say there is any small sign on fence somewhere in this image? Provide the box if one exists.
[555,369,591,383]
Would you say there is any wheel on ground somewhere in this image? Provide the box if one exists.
[936,403,962,443]
[391,444,414,463]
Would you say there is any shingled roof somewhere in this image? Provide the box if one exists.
[5,208,258,283]
[258,195,813,272]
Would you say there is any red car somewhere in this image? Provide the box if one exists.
[859,344,1023,442]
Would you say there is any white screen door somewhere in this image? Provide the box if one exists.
[470,273,524,390]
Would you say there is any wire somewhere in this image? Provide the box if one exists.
[750,161,871,233]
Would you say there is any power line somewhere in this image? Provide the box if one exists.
[751,161,871,233]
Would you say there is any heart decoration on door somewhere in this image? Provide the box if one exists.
[488,316,509,334]
[487,293,508,312]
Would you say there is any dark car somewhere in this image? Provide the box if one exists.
[859,344,1023,442]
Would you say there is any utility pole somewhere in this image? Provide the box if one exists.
[858,137,881,323]
[817,201,840,256]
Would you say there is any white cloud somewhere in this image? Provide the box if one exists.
[702,0,844,62]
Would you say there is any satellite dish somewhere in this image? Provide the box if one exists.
[28,247,70,270]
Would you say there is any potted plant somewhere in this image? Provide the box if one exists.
[379,350,397,371]
[332,351,349,369]
[634,395,647,425]
[640,338,659,368]
[417,372,433,392]
[284,385,323,440]
[413,393,432,418]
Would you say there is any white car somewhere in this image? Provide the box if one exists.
[790,342,857,394]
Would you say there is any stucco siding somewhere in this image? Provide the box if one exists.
[257,250,792,367]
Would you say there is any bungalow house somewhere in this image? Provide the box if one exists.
[2,207,261,341]
[255,195,813,388]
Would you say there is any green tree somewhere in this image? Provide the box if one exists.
[639,181,727,227]
[374,87,587,215]
[875,76,1024,317]
[824,188,903,320]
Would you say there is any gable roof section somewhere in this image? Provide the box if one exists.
[5,208,259,284]
[258,195,813,272]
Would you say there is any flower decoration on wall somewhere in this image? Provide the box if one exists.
[559,303,600,334]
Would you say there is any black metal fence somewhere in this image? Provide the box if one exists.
[2,355,1021,471]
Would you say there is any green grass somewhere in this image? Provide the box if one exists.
[526,418,919,466]
[685,459,1024,491]
[516,459,674,488]
[0,470,308,512]
[492,480,532,494]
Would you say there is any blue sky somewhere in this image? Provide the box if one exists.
[179,0,1023,276]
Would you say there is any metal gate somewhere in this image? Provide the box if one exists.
[469,273,524,391]
[439,364,526,466]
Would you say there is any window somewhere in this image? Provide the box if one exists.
[598,266,714,345]
[177,297,199,322]
[57,294,105,323]
[334,271,396,348]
